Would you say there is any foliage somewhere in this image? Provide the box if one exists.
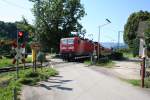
[126,79,141,86]
[0,21,17,56]
[124,10,150,56]
[145,77,150,88]
[116,45,136,58]
[145,28,150,51]
[0,44,12,57]
[96,59,115,68]
[0,17,34,40]
[26,56,32,63]
[0,56,32,68]
[0,57,13,68]
[0,21,17,40]
[29,0,86,52]
[16,17,35,34]
[111,52,124,60]
[0,67,58,99]
[117,48,131,53]
[84,58,115,68]
[126,78,150,88]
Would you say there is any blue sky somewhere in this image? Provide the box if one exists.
[0,0,150,43]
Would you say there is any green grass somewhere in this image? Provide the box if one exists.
[126,79,141,86]
[123,52,134,59]
[0,67,58,100]
[84,60,91,65]
[124,78,150,88]
[0,56,32,68]
[0,57,13,68]
[26,56,32,63]
[84,60,115,68]
[96,60,115,68]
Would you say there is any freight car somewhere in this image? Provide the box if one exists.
[60,36,112,60]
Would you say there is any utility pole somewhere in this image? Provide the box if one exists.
[97,26,100,62]
[117,31,123,50]
[16,30,19,79]
[97,19,111,62]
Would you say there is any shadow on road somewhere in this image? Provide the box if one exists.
[39,75,73,91]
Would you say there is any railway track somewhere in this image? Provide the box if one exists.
[0,66,31,73]
[0,60,67,73]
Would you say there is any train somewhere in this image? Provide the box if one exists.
[59,36,112,61]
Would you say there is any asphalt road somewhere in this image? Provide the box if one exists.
[21,59,150,100]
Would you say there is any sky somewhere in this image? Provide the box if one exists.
[0,0,150,43]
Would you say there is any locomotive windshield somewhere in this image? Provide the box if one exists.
[61,38,74,44]
[61,39,67,44]
[68,39,74,44]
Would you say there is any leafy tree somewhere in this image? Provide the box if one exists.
[124,10,150,56]
[29,0,86,52]
[16,17,35,34]
[145,27,150,51]
[0,21,17,40]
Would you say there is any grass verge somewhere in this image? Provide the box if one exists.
[0,57,13,68]
[123,52,133,59]
[0,56,32,68]
[26,56,32,63]
[0,67,58,100]
[96,60,115,68]
[124,78,150,88]
[84,60,115,68]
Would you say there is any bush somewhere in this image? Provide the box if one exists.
[145,78,150,88]
[18,78,33,85]
[117,48,130,53]
[111,52,123,60]
[25,72,39,78]
[98,57,109,63]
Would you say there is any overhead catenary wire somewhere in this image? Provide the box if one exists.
[1,0,28,10]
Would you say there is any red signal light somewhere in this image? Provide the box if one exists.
[18,31,23,37]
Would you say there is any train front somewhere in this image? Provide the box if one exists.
[60,37,77,60]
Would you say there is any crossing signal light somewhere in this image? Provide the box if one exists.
[18,31,23,37]
[18,31,24,43]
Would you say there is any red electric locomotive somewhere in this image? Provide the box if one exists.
[60,36,111,60]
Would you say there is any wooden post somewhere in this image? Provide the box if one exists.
[141,57,146,88]
[35,51,37,71]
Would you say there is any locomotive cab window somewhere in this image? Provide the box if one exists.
[61,39,67,44]
[68,39,74,44]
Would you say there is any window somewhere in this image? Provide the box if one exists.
[61,39,67,44]
[61,38,74,44]
[68,39,74,44]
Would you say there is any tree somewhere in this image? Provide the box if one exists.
[29,0,86,52]
[0,21,17,40]
[16,16,35,34]
[124,11,150,56]
[145,27,150,51]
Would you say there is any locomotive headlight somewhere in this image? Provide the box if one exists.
[61,47,67,49]
[68,46,74,49]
